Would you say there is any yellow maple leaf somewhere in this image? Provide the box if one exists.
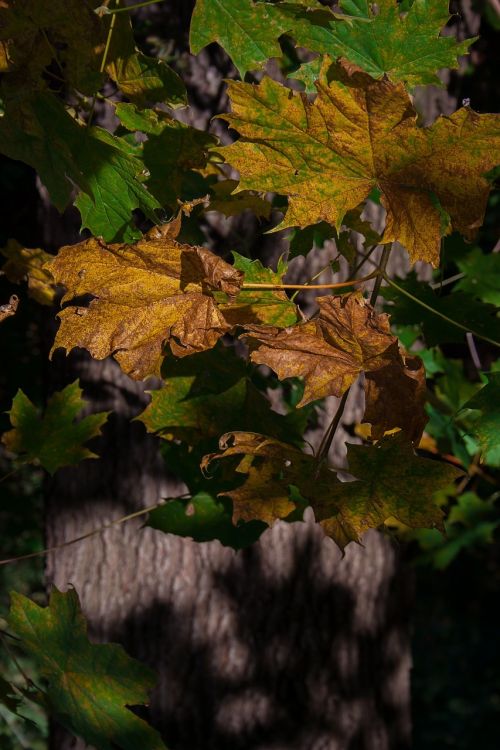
[220,58,500,266]
[1,240,56,305]
[48,226,243,380]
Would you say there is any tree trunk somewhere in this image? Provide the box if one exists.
[46,376,413,750]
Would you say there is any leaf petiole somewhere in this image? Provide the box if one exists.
[241,270,378,291]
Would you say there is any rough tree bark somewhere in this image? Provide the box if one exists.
[43,2,478,748]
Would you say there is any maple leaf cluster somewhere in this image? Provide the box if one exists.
[1,0,499,746]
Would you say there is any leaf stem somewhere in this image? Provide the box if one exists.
[0,496,188,567]
[105,0,166,12]
[351,243,379,277]
[241,270,377,291]
[87,0,120,129]
[314,389,351,475]
[0,632,38,691]
[369,244,391,305]
[383,274,500,349]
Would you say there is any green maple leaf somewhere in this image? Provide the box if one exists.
[204,432,461,548]
[2,381,109,475]
[148,491,266,549]
[218,252,299,327]
[107,14,186,109]
[288,0,474,88]
[137,348,306,445]
[116,103,215,210]
[381,275,500,347]
[190,0,472,86]
[190,0,291,76]
[0,90,161,242]
[0,676,21,718]
[458,373,500,466]
[414,492,500,569]
[455,247,500,306]
[8,588,166,750]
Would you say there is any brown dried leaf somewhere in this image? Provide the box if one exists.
[203,431,461,548]
[0,294,18,324]
[363,353,428,445]
[49,227,243,380]
[243,292,398,406]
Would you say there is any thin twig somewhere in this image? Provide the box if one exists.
[369,245,391,306]
[241,270,377,291]
[312,246,392,473]
[105,0,166,12]
[383,275,500,349]
[351,244,378,277]
[0,496,188,567]
[466,332,483,372]
[87,0,120,129]
[0,467,20,485]
[314,389,351,475]
[430,272,465,290]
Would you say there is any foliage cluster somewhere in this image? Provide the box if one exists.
[0,1,499,747]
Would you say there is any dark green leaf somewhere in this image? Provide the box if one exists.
[8,588,166,750]
[148,492,266,549]
[116,103,215,210]
[382,275,500,347]
[2,381,109,474]
[457,373,500,466]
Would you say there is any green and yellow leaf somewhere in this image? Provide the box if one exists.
[8,588,166,750]
[220,59,500,265]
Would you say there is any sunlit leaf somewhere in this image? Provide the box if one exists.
[243,292,401,406]
[48,223,243,379]
[218,252,299,327]
[0,294,18,324]
[204,431,461,548]
[287,0,474,88]
[220,59,500,265]
[107,14,185,108]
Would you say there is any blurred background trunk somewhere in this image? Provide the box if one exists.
[41,2,483,749]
